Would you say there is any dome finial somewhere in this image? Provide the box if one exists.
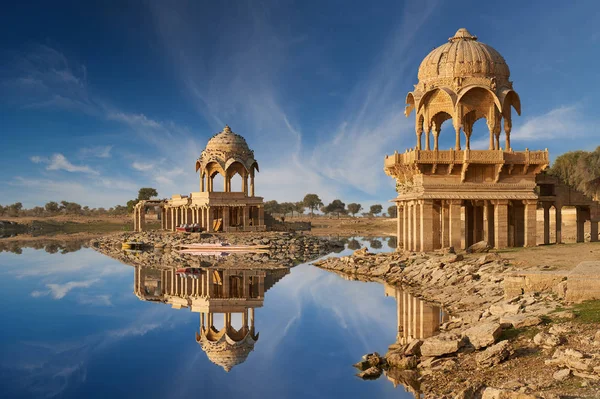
[449,28,477,42]
[223,125,231,132]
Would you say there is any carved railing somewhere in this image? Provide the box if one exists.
[385,149,549,167]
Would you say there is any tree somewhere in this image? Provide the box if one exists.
[303,194,323,217]
[326,199,346,218]
[347,239,361,250]
[138,188,158,201]
[347,203,362,216]
[370,204,383,216]
[279,202,295,217]
[60,201,82,215]
[387,205,397,218]
[7,202,23,217]
[369,239,383,249]
[264,200,280,215]
[127,199,139,214]
[31,206,45,216]
[320,205,329,216]
[294,201,305,217]
[549,147,600,198]
[45,201,60,214]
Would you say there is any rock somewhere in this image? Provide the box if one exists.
[363,352,383,367]
[442,254,464,263]
[404,339,423,356]
[476,253,502,266]
[595,330,600,343]
[490,303,521,316]
[466,241,491,254]
[553,368,571,381]
[548,325,569,336]
[463,322,503,349]
[552,310,575,319]
[441,318,464,331]
[352,360,371,371]
[385,369,420,392]
[353,248,369,256]
[564,348,584,359]
[420,335,463,357]
[481,387,540,399]
[572,371,600,381]
[386,353,417,370]
[500,315,542,329]
[356,366,382,380]
[476,340,511,367]
[533,332,563,348]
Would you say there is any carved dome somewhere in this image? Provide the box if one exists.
[196,329,258,372]
[417,28,510,86]
[196,125,259,174]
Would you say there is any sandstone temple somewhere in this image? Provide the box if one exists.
[134,264,289,371]
[385,28,600,251]
[133,125,266,232]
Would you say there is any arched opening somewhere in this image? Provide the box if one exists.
[211,171,226,192]
[457,87,502,150]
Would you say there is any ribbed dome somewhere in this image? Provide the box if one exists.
[417,28,510,84]
[205,125,252,154]
[196,329,258,372]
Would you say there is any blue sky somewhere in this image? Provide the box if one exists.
[1,0,599,208]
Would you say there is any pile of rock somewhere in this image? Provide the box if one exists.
[90,231,345,269]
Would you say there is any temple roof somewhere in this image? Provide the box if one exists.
[196,125,259,174]
[417,28,510,85]
[196,329,259,372]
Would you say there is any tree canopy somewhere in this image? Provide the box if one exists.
[370,204,383,216]
[138,188,158,201]
[347,203,362,216]
[303,194,323,216]
[326,199,346,218]
[549,147,600,199]
[387,205,397,218]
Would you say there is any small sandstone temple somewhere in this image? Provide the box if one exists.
[385,28,599,251]
[134,125,265,232]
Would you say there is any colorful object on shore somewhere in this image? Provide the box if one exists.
[175,224,203,233]
[178,242,270,253]
[122,241,146,250]
[175,267,204,278]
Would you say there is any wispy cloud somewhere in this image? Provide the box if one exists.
[31,279,99,299]
[80,145,112,158]
[132,161,154,171]
[29,153,98,175]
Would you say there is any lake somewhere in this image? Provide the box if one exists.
[0,236,441,399]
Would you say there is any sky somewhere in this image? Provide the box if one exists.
[1,0,599,209]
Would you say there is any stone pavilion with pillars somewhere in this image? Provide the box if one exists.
[134,125,265,232]
[133,264,289,371]
[385,28,550,251]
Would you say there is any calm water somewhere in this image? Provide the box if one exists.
[0,237,434,399]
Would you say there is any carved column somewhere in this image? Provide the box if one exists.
[454,125,461,151]
[432,122,440,151]
[473,202,484,243]
[576,207,585,243]
[407,203,413,251]
[494,200,509,248]
[543,202,551,245]
[201,173,205,192]
[416,126,423,150]
[504,117,512,151]
[243,206,250,230]
[420,200,434,252]
[250,172,255,197]
[397,203,403,250]
[485,201,495,246]
[464,201,474,248]
[524,200,537,247]
[432,201,441,249]
[425,124,431,151]
[413,201,421,251]
[487,119,495,150]
[206,207,213,232]
[403,202,409,250]
[448,200,462,250]
[555,204,562,244]
[441,201,450,248]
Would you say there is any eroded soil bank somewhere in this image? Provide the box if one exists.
[314,247,600,399]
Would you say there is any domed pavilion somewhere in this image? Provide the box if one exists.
[136,125,266,232]
[384,29,550,250]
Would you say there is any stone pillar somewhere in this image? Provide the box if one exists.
[448,200,462,250]
[424,125,430,151]
[441,202,450,248]
[407,203,413,251]
[543,203,551,245]
[454,125,461,151]
[576,207,585,243]
[413,201,421,252]
[485,201,495,247]
[524,200,537,247]
[420,200,434,252]
[504,117,512,151]
[250,173,255,197]
[133,207,138,232]
[201,173,205,192]
[403,202,409,250]
[555,205,562,244]
[464,202,474,248]
[206,207,213,232]
[397,203,403,250]
[494,200,509,248]
[258,206,265,227]
[432,202,441,250]
[591,221,599,242]
[243,206,250,230]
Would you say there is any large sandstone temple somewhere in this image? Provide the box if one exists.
[385,28,599,251]
[133,125,266,232]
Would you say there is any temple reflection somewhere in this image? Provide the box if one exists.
[133,265,289,371]
[383,283,449,393]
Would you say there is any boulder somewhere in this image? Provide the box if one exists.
[553,368,571,381]
[404,339,423,356]
[386,353,417,370]
[595,330,600,343]
[466,241,491,254]
[356,366,382,380]
[463,322,503,349]
[500,315,543,329]
[476,340,511,367]
[489,303,521,316]
[420,335,463,357]
[533,332,564,348]
[476,253,502,266]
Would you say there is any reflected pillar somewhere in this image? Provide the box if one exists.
[397,203,403,250]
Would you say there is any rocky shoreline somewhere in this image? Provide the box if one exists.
[313,246,600,399]
[90,231,345,269]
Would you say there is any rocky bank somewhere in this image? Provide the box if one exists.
[314,245,600,399]
[91,231,345,269]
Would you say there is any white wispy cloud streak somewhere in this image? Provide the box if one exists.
[30,153,98,174]
[80,145,112,158]
[31,279,99,299]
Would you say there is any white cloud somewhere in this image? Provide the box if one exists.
[31,279,99,300]
[30,155,44,163]
[46,153,99,174]
[132,161,154,171]
[107,112,162,129]
[80,145,112,158]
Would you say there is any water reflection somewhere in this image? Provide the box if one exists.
[0,238,87,254]
[134,265,289,371]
